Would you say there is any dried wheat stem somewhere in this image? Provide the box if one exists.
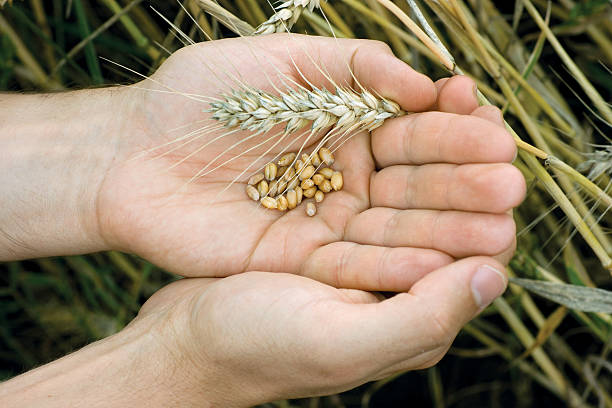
[254,0,321,35]
[376,0,455,71]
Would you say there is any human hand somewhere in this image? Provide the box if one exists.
[0,252,508,407]
[97,34,525,285]
[124,256,508,407]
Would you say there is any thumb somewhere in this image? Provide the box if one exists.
[271,35,437,112]
[338,257,507,376]
[347,39,437,112]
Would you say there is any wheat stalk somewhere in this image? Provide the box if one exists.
[254,0,321,35]
[208,84,403,135]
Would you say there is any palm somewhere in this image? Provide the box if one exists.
[137,271,449,404]
[98,35,523,287]
[98,36,374,277]
[136,258,503,405]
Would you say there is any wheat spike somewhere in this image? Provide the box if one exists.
[578,146,612,180]
[254,0,321,35]
[208,84,404,136]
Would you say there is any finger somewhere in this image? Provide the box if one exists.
[370,163,526,212]
[340,257,507,373]
[494,237,516,265]
[344,208,516,258]
[299,241,453,291]
[279,35,437,112]
[471,105,505,127]
[371,111,517,167]
[469,104,519,265]
[432,75,478,114]
[347,40,437,112]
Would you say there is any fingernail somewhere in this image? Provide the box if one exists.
[472,83,478,100]
[471,265,507,309]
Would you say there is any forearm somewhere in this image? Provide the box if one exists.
[0,89,129,260]
[0,317,211,408]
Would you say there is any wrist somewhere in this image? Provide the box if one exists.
[0,311,214,408]
[137,284,276,408]
[0,88,132,260]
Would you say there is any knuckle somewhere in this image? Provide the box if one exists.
[487,164,527,211]
[383,210,402,245]
[376,247,394,289]
[508,165,527,206]
[494,128,517,162]
[478,105,502,120]
[333,243,355,287]
[489,215,517,254]
[500,165,527,208]
[362,38,393,54]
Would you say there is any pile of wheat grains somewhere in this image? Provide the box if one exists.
[245,147,343,216]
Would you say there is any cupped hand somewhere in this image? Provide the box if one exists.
[98,34,525,286]
[134,255,507,407]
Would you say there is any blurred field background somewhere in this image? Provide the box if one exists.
[1,0,611,406]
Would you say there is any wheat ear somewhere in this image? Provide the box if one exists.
[209,85,403,136]
[254,0,321,35]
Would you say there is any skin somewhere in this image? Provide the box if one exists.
[96,34,525,287]
[0,34,525,406]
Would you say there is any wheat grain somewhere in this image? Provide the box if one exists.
[301,178,315,189]
[279,178,290,192]
[268,180,279,197]
[299,165,316,180]
[278,194,289,211]
[257,180,269,196]
[248,173,265,185]
[244,144,345,215]
[278,152,297,166]
[287,177,300,190]
[314,190,324,203]
[311,151,322,167]
[264,162,278,180]
[300,153,312,166]
[319,179,332,193]
[306,202,317,216]
[312,173,325,186]
[330,171,343,191]
[286,189,298,209]
[303,186,317,198]
[318,147,334,165]
[261,196,278,209]
[283,166,296,181]
[318,167,334,179]
[246,185,260,201]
